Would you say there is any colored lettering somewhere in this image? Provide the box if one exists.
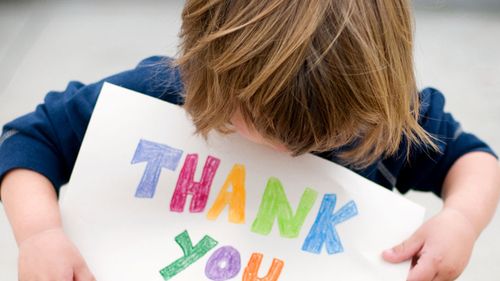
[302,194,358,254]
[205,246,241,281]
[170,154,221,213]
[251,177,318,238]
[206,164,246,224]
[131,139,183,198]
[159,230,218,280]
[243,253,284,281]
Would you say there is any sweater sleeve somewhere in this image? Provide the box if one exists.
[387,88,497,197]
[0,56,183,194]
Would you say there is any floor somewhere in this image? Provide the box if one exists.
[0,1,499,280]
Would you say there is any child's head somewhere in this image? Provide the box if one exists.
[177,0,434,167]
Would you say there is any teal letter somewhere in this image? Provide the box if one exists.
[251,177,318,238]
[159,230,218,280]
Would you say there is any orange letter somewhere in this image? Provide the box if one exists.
[242,253,284,281]
[206,164,246,223]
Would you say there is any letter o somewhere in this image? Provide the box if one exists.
[205,246,241,280]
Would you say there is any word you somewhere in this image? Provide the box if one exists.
[131,139,358,280]
[160,230,284,281]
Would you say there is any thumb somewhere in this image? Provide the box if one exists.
[382,234,424,263]
[74,261,96,281]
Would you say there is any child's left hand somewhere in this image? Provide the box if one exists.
[382,207,478,281]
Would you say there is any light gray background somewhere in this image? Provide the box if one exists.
[0,1,499,280]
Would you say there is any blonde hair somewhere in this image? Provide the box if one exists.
[176,0,436,167]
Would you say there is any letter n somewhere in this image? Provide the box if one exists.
[251,177,318,238]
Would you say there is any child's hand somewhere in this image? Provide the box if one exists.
[18,227,96,281]
[382,208,478,281]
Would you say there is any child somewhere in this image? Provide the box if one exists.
[1,0,499,280]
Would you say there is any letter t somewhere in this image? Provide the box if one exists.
[131,139,184,198]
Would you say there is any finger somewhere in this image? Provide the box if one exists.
[382,234,424,263]
[73,263,96,281]
[407,252,440,281]
[74,269,96,281]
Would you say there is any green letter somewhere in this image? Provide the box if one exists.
[251,177,318,238]
[159,230,218,280]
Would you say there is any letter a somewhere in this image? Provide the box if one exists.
[170,154,220,213]
[206,164,246,224]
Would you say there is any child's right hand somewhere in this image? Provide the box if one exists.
[18,227,96,281]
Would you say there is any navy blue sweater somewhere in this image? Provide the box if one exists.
[0,56,496,197]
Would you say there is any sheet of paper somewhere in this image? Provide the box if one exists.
[60,83,425,281]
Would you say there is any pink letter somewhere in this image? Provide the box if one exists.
[170,154,220,213]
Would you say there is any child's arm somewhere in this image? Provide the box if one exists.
[383,151,500,281]
[442,152,500,242]
[0,56,179,280]
[1,169,95,281]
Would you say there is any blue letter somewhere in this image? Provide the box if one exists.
[131,139,183,198]
[302,194,358,254]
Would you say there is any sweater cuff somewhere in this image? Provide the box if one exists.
[0,131,64,195]
[454,132,498,160]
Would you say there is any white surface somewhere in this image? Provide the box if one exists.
[1,1,499,280]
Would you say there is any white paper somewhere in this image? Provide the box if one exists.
[60,83,425,281]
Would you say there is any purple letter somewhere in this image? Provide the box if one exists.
[131,139,183,198]
[170,154,221,213]
[205,246,241,281]
[302,194,358,254]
